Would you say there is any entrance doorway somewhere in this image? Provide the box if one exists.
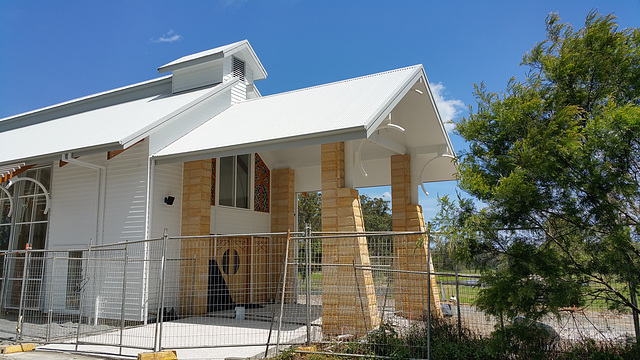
[213,238,249,305]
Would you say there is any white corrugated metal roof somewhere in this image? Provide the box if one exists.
[153,65,423,161]
[0,83,220,166]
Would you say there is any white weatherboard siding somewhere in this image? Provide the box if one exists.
[97,141,149,321]
[103,141,149,244]
[211,206,270,234]
[46,154,102,316]
[46,143,153,321]
[231,81,247,104]
[147,162,183,313]
[172,61,223,94]
[48,153,104,249]
[150,162,183,238]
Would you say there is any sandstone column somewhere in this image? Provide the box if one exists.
[391,154,442,318]
[180,159,212,315]
[270,168,296,303]
[321,142,379,336]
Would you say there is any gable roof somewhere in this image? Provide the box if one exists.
[0,78,235,166]
[153,65,450,163]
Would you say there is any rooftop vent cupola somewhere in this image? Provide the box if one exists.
[157,40,267,98]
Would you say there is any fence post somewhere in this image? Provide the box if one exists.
[46,253,56,343]
[454,263,462,340]
[119,241,129,355]
[154,229,169,352]
[426,226,432,360]
[305,224,312,345]
[353,261,369,333]
[191,253,196,313]
[630,283,640,344]
[265,231,291,357]
[16,245,31,342]
[276,231,291,352]
[0,253,9,313]
[76,239,93,351]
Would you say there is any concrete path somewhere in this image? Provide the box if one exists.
[0,349,109,359]
[1,304,322,359]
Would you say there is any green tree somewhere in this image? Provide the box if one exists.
[297,192,322,232]
[296,192,393,232]
[447,11,640,321]
[360,194,392,232]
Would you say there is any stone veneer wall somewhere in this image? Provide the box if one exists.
[391,154,442,318]
[321,142,379,336]
[180,159,212,315]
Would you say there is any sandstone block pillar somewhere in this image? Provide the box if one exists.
[391,154,442,318]
[321,142,379,336]
[270,168,296,303]
[180,159,212,315]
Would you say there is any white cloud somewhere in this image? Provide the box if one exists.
[152,29,182,43]
[220,0,248,7]
[430,82,465,133]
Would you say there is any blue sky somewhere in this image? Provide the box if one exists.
[1,0,638,221]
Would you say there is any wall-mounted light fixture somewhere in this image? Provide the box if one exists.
[164,196,175,206]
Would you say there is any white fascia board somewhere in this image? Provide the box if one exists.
[154,126,366,165]
[365,66,423,138]
[420,67,456,157]
[119,79,239,149]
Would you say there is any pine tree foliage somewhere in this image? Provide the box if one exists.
[444,11,640,320]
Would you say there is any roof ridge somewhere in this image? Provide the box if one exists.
[244,65,422,103]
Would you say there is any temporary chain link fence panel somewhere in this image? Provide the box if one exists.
[0,230,637,359]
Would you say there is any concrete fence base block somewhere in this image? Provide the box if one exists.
[1,343,36,354]
[137,350,178,360]
[297,345,317,352]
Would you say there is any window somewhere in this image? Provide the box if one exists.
[0,166,51,308]
[219,154,250,209]
[254,153,270,213]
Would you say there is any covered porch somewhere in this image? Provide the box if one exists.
[152,65,457,336]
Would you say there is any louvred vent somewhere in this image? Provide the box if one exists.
[232,57,245,81]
